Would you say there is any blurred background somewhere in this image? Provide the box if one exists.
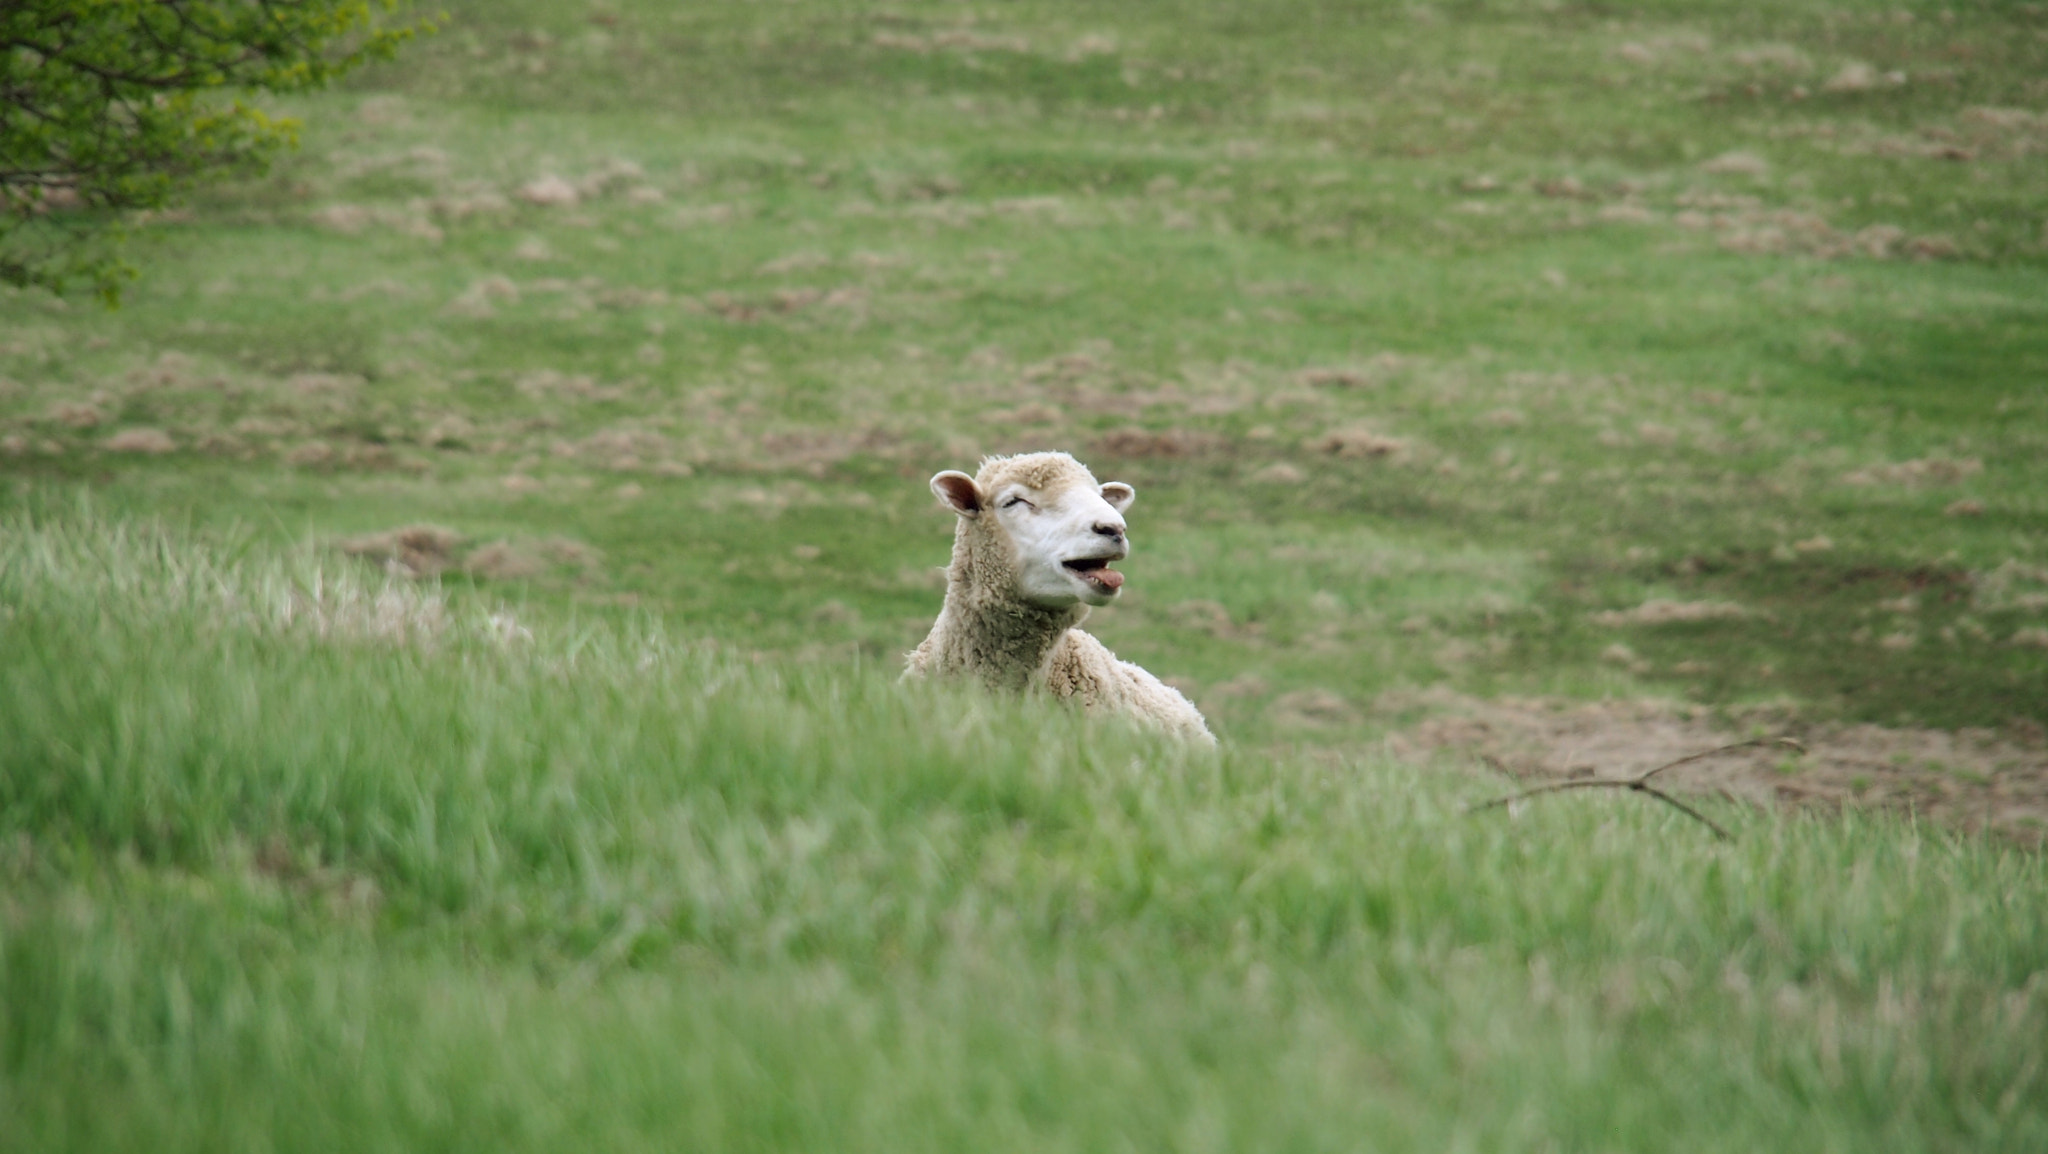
[4,1,2045,747]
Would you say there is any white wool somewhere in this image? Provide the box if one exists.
[902,451,1214,744]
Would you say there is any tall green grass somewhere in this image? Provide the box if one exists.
[5,0,2045,729]
[3,510,2044,1151]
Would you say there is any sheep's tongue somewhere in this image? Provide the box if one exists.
[1087,566,1124,591]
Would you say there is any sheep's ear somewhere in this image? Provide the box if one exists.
[930,471,984,517]
[1100,481,1135,513]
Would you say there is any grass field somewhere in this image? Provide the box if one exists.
[4,0,2047,1148]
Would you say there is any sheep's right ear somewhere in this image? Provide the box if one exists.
[930,471,984,518]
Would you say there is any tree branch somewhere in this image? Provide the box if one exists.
[1466,737,1807,842]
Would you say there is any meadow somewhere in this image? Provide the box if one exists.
[3,0,2046,1148]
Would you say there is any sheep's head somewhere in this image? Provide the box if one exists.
[930,452,1136,608]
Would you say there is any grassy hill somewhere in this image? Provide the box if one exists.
[3,1,2046,1149]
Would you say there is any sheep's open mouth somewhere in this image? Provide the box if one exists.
[1063,559,1124,592]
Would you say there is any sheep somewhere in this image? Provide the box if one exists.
[903,451,1215,744]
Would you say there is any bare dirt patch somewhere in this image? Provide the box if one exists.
[1093,427,1225,460]
[1386,690,2048,844]
[1305,426,1410,460]
[337,524,464,577]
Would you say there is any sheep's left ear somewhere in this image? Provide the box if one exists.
[1100,482,1135,512]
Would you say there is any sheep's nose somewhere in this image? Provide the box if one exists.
[1093,521,1125,540]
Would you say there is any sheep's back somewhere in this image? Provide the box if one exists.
[1043,629,1215,744]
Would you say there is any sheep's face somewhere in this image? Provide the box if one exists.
[931,457,1136,608]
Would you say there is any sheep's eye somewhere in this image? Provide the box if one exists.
[1001,495,1033,510]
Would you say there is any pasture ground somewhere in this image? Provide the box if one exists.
[3,1,2046,1149]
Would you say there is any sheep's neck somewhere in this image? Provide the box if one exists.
[939,529,1087,691]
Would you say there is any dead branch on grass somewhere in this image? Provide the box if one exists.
[1467,738,1808,842]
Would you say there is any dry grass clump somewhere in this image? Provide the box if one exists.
[511,161,648,210]
[1653,191,1959,261]
[1778,108,2041,168]
[667,203,743,228]
[757,250,832,276]
[1534,175,1593,200]
[419,414,475,448]
[555,421,653,464]
[1947,106,2048,161]
[1267,688,1359,730]
[336,525,605,585]
[845,193,1082,230]
[1596,203,1656,225]
[283,439,412,472]
[463,537,604,582]
[1093,427,1221,459]
[45,400,105,428]
[1841,457,1983,487]
[445,275,520,318]
[1964,106,2048,132]
[103,428,177,454]
[1600,642,1652,672]
[689,286,860,323]
[286,372,364,400]
[1165,599,1265,641]
[432,187,513,221]
[337,525,464,578]
[553,426,684,472]
[982,402,1063,427]
[1306,427,1408,460]
[1727,43,1809,71]
[1973,561,2048,613]
[1,514,488,649]
[308,202,443,243]
[871,28,1031,55]
[1700,151,1771,176]
[752,426,898,474]
[516,369,625,403]
[1295,355,1404,390]
[273,576,453,645]
[516,175,582,207]
[1295,367,1375,388]
[309,204,376,232]
[1590,599,1752,627]
[1821,61,1901,94]
[229,415,302,440]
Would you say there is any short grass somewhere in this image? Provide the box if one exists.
[3,0,2047,1147]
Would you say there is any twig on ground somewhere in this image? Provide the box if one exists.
[1467,738,1807,842]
